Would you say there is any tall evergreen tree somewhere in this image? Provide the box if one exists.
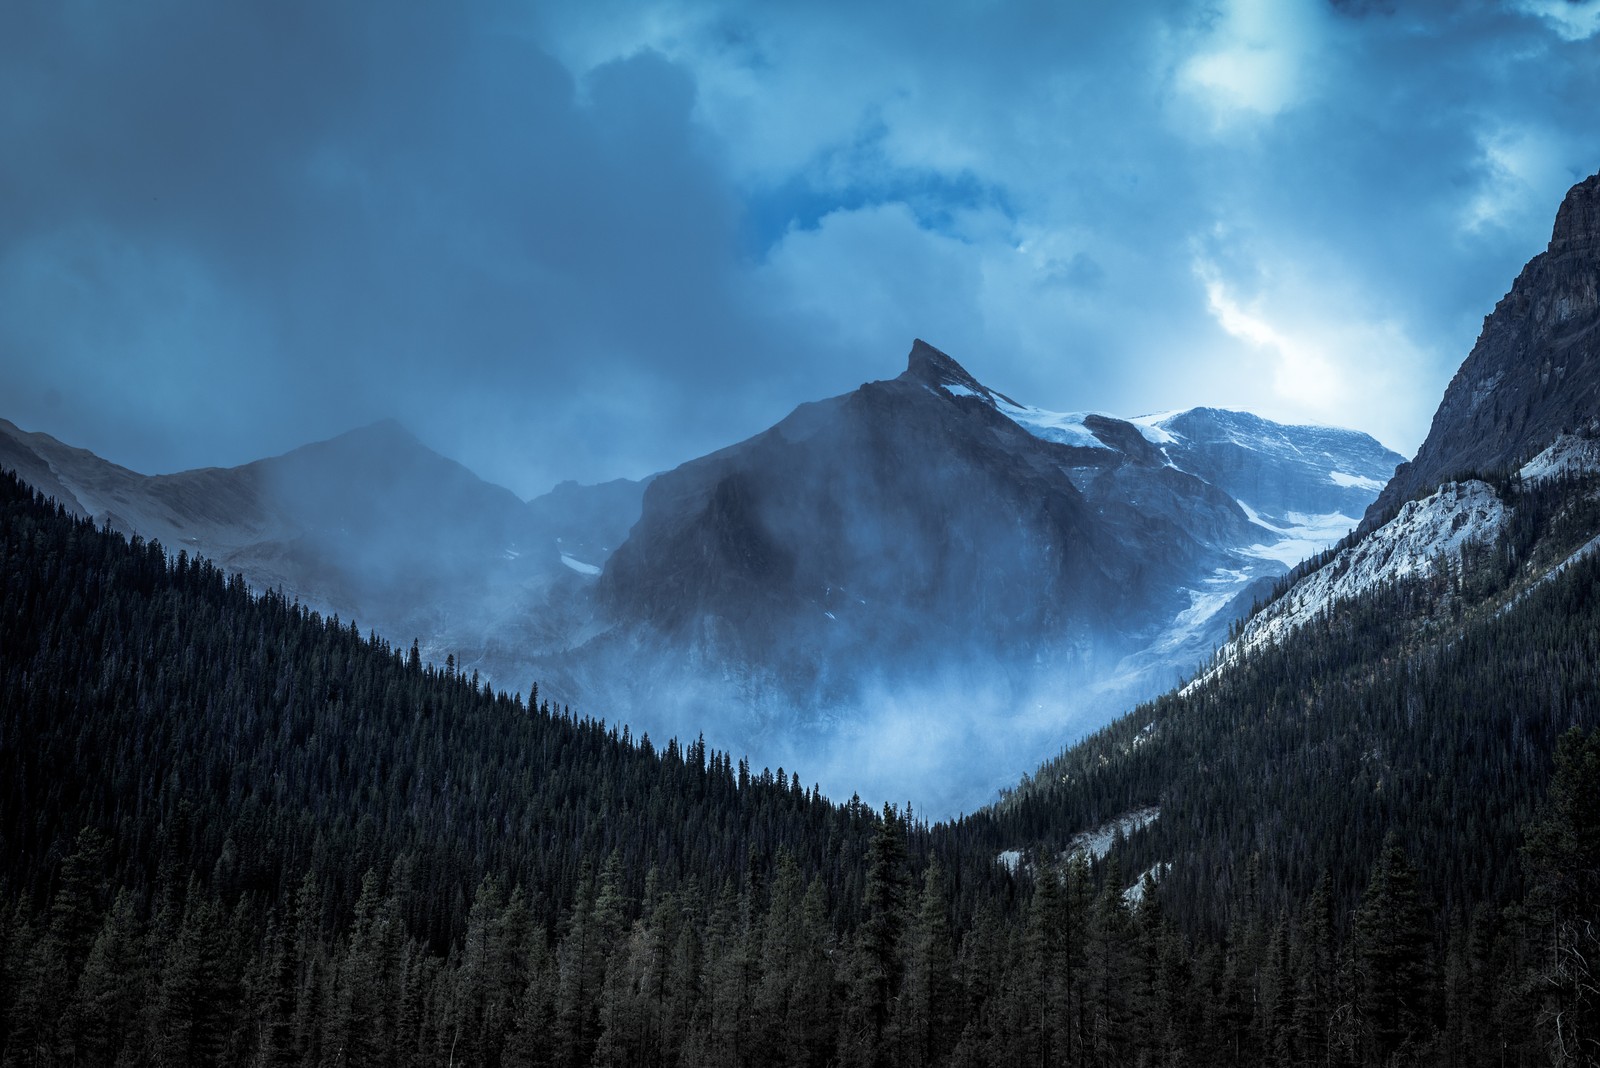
[1523,726,1600,1067]
[1353,836,1432,1066]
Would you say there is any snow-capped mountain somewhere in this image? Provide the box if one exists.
[0,342,1399,816]
[554,339,1398,811]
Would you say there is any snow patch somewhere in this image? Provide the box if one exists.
[996,807,1161,874]
[1127,411,1186,445]
[1067,806,1161,861]
[995,399,1112,450]
[1147,583,1244,657]
[1330,471,1385,491]
[1520,434,1600,482]
[1124,862,1172,905]
[1236,500,1358,568]
[560,553,602,576]
[1211,480,1507,671]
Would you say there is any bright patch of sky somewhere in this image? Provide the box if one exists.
[1177,0,1325,123]
[1517,0,1600,41]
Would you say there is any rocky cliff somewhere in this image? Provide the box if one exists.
[1365,171,1600,527]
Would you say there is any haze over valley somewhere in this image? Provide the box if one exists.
[4,5,1600,1065]
[2,342,1402,815]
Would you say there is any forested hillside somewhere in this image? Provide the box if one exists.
[2,466,1597,1067]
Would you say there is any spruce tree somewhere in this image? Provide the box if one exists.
[1353,836,1432,1065]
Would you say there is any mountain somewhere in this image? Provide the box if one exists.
[985,175,1600,1062]
[0,348,1399,816]
[0,416,645,679]
[1186,170,1600,674]
[561,340,1399,811]
[1365,171,1600,527]
[0,413,1586,1068]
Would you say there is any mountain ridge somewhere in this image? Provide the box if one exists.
[1,349,1400,815]
[1365,170,1600,528]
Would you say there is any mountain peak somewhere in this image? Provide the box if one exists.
[902,338,991,395]
[1362,169,1600,529]
[1550,171,1600,257]
[342,418,419,446]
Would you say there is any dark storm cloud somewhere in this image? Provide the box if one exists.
[0,1,818,492]
[1,0,1597,494]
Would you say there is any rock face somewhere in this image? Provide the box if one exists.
[1365,171,1600,527]
[595,340,1215,692]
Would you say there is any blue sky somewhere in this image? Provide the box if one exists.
[1,0,1596,496]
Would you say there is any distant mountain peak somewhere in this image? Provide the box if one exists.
[336,418,421,447]
[901,338,1023,407]
[904,338,986,392]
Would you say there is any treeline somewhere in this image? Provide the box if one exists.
[1,467,1597,1066]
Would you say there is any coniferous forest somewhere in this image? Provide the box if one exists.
[3,464,1599,1067]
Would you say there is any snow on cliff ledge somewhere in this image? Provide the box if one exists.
[1200,480,1508,674]
[1520,434,1600,482]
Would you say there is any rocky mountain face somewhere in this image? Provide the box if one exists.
[596,343,1399,669]
[1200,171,1600,687]
[597,341,1201,684]
[1366,171,1600,528]
[1156,408,1395,528]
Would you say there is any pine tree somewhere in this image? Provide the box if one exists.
[845,804,910,1068]
[1086,855,1135,1067]
[1353,836,1432,1065]
[901,856,957,1068]
[1523,726,1600,1067]
[61,889,145,1067]
[1293,873,1337,1067]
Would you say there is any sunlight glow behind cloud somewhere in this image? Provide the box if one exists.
[1198,261,1345,413]
[1178,0,1323,121]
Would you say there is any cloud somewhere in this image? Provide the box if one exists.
[1516,0,1600,41]
[1190,248,1440,450]
[1464,126,1585,234]
[0,0,1595,498]
[1177,0,1327,123]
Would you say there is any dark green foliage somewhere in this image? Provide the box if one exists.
[1,464,1598,1067]
[1523,726,1600,1067]
[1353,838,1433,1064]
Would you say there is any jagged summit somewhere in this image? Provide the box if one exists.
[1550,171,1600,257]
[903,337,971,385]
[901,339,1005,399]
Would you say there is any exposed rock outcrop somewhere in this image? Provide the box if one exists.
[1365,171,1600,527]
